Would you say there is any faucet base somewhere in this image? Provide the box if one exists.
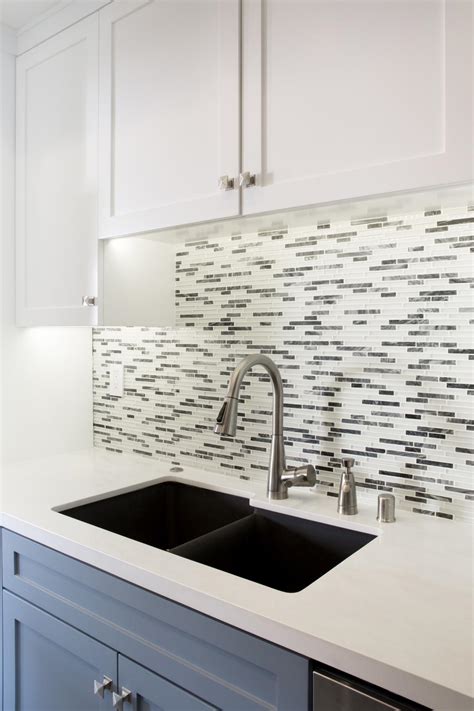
[337,506,358,515]
[267,489,289,500]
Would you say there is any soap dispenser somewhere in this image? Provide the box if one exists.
[337,458,358,515]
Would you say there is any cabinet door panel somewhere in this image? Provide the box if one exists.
[16,15,99,326]
[242,0,473,215]
[99,0,240,238]
[119,656,218,711]
[3,592,116,711]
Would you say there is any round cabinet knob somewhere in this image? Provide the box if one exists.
[218,175,235,191]
[239,171,256,188]
[82,296,97,307]
[93,676,112,698]
[112,688,132,710]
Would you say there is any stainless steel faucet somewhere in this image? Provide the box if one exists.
[214,354,316,500]
[337,458,358,515]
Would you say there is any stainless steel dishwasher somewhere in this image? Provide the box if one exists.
[313,669,431,711]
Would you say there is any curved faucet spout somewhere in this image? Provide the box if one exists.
[216,354,284,436]
[214,354,316,499]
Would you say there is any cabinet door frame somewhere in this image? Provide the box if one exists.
[242,0,473,216]
[15,14,99,327]
[98,0,241,239]
[3,591,117,710]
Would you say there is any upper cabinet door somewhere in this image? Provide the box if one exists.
[98,0,240,239]
[16,15,99,327]
[242,0,474,216]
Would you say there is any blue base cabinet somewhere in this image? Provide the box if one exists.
[0,529,433,711]
[2,530,309,711]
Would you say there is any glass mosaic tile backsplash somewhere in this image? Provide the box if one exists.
[93,202,474,521]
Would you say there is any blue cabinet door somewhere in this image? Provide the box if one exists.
[3,592,117,711]
[118,656,217,711]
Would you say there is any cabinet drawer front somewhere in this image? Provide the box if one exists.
[119,655,217,711]
[3,530,308,711]
[3,591,116,711]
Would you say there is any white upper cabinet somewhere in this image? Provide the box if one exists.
[16,15,99,326]
[14,0,474,327]
[98,0,240,238]
[241,0,473,215]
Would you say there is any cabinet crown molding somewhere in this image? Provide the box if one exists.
[12,0,110,55]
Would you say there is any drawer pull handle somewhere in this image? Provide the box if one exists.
[112,688,132,709]
[239,171,256,188]
[218,175,235,191]
[93,676,112,698]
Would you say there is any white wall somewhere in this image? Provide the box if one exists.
[1,26,93,464]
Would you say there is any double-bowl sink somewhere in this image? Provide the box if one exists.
[61,481,375,593]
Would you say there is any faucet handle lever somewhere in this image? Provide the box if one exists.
[342,457,355,470]
[282,464,316,488]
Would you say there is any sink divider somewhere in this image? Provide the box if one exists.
[170,513,257,564]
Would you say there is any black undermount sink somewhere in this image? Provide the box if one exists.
[61,481,375,593]
[62,481,252,550]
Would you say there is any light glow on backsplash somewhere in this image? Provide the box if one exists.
[93,202,474,521]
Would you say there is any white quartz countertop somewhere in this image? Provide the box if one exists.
[1,449,473,710]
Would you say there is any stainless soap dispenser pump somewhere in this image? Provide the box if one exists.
[337,458,358,515]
